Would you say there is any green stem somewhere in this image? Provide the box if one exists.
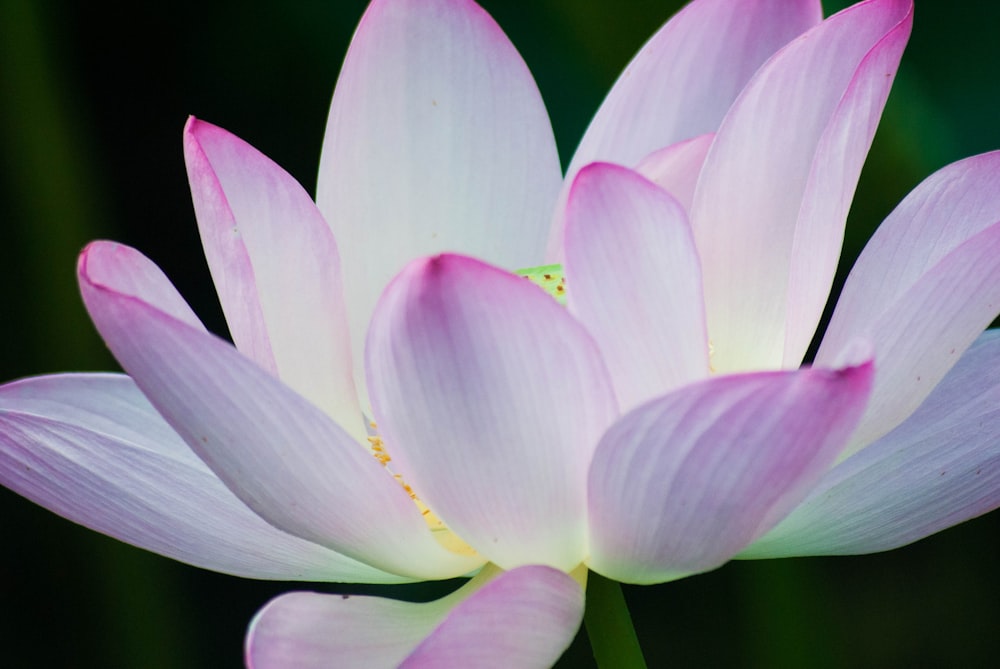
[584,572,647,669]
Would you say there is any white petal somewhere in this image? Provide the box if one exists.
[367,254,618,571]
[634,133,714,213]
[689,0,912,372]
[744,330,1000,557]
[548,0,823,258]
[818,152,1000,454]
[246,564,584,669]
[587,359,872,584]
[0,373,401,582]
[318,0,562,406]
[564,162,708,411]
[184,118,363,440]
[79,241,480,580]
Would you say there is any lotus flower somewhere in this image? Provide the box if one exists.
[2,0,999,666]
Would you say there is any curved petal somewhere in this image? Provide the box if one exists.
[0,373,401,582]
[548,0,823,258]
[367,254,618,571]
[587,357,873,585]
[318,0,562,405]
[184,118,363,440]
[78,239,204,330]
[818,152,1000,454]
[743,330,1000,558]
[78,242,480,580]
[564,162,708,412]
[689,0,912,373]
[401,566,583,668]
[634,133,714,213]
[246,565,583,669]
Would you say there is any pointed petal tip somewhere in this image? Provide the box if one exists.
[182,114,221,141]
[182,116,219,156]
[588,356,874,583]
[743,330,1000,559]
[568,161,651,203]
[77,240,148,293]
[827,337,875,370]
[396,253,495,291]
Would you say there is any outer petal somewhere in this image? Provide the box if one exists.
[689,0,912,373]
[634,133,714,213]
[318,0,562,404]
[78,241,480,580]
[367,254,618,572]
[246,565,583,669]
[817,152,1000,455]
[184,118,363,440]
[743,330,1000,558]
[0,373,401,582]
[587,357,873,585]
[548,0,823,258]
[564,162,708,411]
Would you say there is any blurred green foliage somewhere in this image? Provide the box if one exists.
[1,1,998,666]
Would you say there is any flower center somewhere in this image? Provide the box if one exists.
[517,264,719,374]
[514,264,566,304]
[367,423,478,557]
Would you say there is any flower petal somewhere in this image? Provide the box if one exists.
[743,330,1000,558]
[548,0,823,258]
[564,162,708,411]
[817,152,1000,455]
[0,373,401,582]
[587,357,873,585]
[318,0,562,404]
[78,241,480,580]
[245,565,584,669]
[689,0,912,372]
[184,118,363,440]
[367,254,618,571]
[401,566,583,669]
[634,133,714,213]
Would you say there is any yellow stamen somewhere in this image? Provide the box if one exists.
[367,423,477,557]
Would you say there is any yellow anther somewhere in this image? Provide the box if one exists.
[366,429,478,557]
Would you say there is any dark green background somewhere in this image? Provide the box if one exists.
[1,1,998,666]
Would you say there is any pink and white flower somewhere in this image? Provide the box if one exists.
[2,0,999,666]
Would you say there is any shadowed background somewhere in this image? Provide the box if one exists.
[1,0,998,666]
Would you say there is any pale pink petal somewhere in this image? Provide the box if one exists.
[246,565,583,669]
[184,118,364,441]
[689,0,912,373]
[634,133,714,213]
[79,240,203,330]
[548,0,823,258]
[587,358,873,585]
[318,0,562,405]
[78,242,480,580]
[367,254,618,571]
[247,590,447,668]
[818,152,1000,455]
[401,566,583,669]
[743,330,1000,558]
[0,373,402,582]
[564,162,708,411]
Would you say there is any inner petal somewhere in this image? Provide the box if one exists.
[367,421,478,558]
